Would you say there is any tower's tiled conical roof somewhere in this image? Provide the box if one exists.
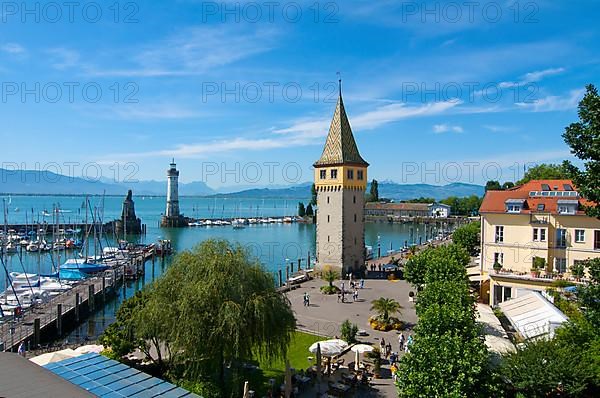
[314,92,369,167]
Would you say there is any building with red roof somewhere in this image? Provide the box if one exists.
[479,180,600,305]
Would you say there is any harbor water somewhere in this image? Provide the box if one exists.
[1,195,442,343]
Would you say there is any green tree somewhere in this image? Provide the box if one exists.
[485,180,502,191]
[502,181,515,190]
[297,202,306,217]
[516,163,571,185]
[576,258,600,329]
[321,266,340,289]
[452,221,480,255]
[563,84,600,218]
[367,179,379,202]
[405,244,470,287]
[110,240,296,392]
[397,332,495,397]
[305,203,314,217]
[310,183,317,206]
[340,320,359,344]
[370,297,402,323]
[99,290,148,360]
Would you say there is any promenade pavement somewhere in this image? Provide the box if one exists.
[286,277,418,397]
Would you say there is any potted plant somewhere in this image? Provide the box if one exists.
[368,347,382,378]
[570,262,585,281]
[493,261,502,273]
[531,257,545,278]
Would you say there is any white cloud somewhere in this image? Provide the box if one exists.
[1,43,25,54]
[46,48,80,70]
[87,25,278,77]
[498,67,565,89]
[433,124,463,134]
[516,88,584,112]
[483,125,516,133]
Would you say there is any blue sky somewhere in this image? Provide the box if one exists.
[0,0,598,189]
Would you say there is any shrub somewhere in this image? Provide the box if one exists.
[340,320,359,344]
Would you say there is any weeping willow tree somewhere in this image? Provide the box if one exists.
[107,239,296,394]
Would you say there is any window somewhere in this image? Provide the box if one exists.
[595,231,600,250]
[327,196,329,204]
[507,204,521,213]
[327,235,330,242]
[357,170,364,180]
[556,228,567,248]
[320,169,326,179]
[537,204,545,211]
[330,169,338,179]
[555,258,567,273]
[327,215,330,223]
[493,286,512,305]
[575,229,585,243]
[353,195,356,204]
[347,169,354,179]
[533,228,547,242]
[541,183,551,191]
[495,226,504,243]
[354,214,357,222]
[494,252,504,265]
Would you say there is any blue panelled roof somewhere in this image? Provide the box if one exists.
[44,353,202,398]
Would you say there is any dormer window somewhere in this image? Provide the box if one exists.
[557,200,578,215]
[320,170,326,179]
[505,199,525,213]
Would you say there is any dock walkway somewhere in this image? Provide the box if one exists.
[0,248,156,352]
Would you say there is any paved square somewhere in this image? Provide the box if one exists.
[286,277,418,397]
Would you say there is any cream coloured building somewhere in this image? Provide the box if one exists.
[314,84,368,276]
[479,180,600,305]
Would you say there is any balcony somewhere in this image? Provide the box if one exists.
[488,267,588,285]
[529,214,549,225]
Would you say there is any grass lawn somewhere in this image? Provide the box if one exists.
[245,331,323,394]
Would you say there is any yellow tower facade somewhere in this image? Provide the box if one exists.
[314,85,369,276]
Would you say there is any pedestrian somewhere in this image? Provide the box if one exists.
[18,342,25,357]
[405,335,413,353]
[360,278,364,289]
[386,343,392,358]
[341,281,345,294]
[380,338,385,352]
[337,292,341,303]
[303,292,307,307]
[390,351,397,365]
[378,264,382,272]
[398,333,405,351]
[306,293,310,307]
[341,291,345,303]
[354,289,359,302]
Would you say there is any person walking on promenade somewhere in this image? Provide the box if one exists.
[360,278,364,289]
[405,335,413,353]
[380,338,386,353]
[398,333,405,352]
[306,293,310,307]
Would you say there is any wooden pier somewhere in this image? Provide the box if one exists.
[0,248,157,352]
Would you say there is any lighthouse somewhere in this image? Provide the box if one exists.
[161,159,187,227]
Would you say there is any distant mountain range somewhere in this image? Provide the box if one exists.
[0,168,484,200]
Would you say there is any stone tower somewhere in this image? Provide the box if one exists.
[314,82,369,277]
[161,159,187,227]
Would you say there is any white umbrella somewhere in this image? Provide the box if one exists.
[351,344,373,370]
[351,344,374,354]
[316,343,322,393]
[284,360,292,398]
[242,381,249,398]
[309,339,348,357]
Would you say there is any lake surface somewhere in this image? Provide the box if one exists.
[1,195,445,342]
